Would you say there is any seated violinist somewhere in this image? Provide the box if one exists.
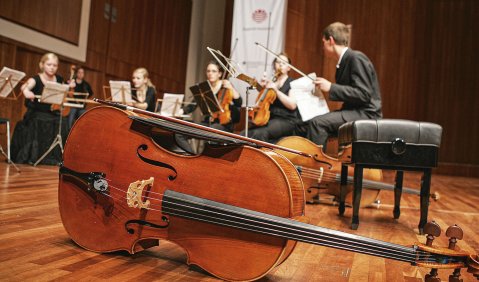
[241,53,301,143]
[202,60,242,132]
[175,61,242,153]
[11,52,74,165]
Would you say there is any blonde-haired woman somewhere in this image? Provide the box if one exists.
[11,52,71,165]
[131,67,156,112]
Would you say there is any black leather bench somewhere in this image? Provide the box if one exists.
[337,119,442,234]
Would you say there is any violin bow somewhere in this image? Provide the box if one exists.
[255,42,316,82]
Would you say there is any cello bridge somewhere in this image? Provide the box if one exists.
[317,167,324,184]
[127,177,154,209]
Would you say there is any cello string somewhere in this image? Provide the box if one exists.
[297,170,411,191]
[94,184,436,262]
[92,177,435,262]
[159,197,435,262]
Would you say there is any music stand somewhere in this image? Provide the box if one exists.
[108,81,135,104]
[207,47,260,136]
[0,68,24,172]
[155,93,192,118]
[33,82,69,166]
[236,73,264,137]
[189,81,222,118]
[0,67,25,100]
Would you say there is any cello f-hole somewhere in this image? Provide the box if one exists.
[124,217,170,234]
[136,144,178,180]
[313,154,333,169]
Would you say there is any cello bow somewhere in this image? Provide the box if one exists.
[93,98,311,158]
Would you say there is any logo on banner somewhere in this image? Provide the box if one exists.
[252,9,267,23]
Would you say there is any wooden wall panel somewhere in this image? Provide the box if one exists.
[0,0,82,44]
[285,0,479,177]
[105,0,191,93]
[0,0,192,159]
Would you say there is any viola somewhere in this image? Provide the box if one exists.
[58,102,478,281]
[211,84,233,125]
[276,136,439,206]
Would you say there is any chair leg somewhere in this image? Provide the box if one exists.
[418,168,432,235]
[351,165,363,230]
[338,164,348,216]
[393,170,404,219]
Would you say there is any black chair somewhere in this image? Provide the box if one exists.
[337,119,442,234]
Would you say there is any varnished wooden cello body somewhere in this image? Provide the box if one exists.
[276,136,382,207]
[58,103,478,281]
[276,136,440,207]
[59,106,305,281]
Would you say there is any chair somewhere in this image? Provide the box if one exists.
[337,119,442,234]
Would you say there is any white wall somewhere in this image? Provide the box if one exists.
[184,0,227,109]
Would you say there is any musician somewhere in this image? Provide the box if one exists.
[175,61,242,154]
[306,22,382,146]
[131,67,156,112]
[242,53,301,142]
[204,60,242,132]
[11,52,73,165]
[68,66,93,129]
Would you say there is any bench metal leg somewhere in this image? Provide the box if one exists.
[393,170,404,219]
[418,168,432,235]
[338,164,348,216]
[351,165,363,230]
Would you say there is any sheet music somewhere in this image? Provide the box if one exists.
[109,80,134,103]
[41,81,69,105]
[0,67,26,98]
[289,73,330,122]
[159,93,188,117]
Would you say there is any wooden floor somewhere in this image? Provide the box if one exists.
[1,162,478,281]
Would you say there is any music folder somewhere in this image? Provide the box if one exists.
[189,81,221,116]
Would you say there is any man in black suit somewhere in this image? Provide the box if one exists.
[306,22,382,146]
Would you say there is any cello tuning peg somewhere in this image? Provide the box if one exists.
[448,268,463,282]
[425,269,441,282]
[446,224,463,250]
[424,221,441,247]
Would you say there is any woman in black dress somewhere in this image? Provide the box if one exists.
[11,52,72,165]
[243,53,301,143]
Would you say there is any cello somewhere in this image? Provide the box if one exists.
[58,100,478,281]
[276,136,439,207]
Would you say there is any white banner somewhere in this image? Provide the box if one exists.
[230,0,287,106]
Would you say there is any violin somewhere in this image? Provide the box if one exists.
[248,71,280,126]
[276,136,439,206]
[211,81,234,125]
[58,102,478,281]
[50,64,75,116]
